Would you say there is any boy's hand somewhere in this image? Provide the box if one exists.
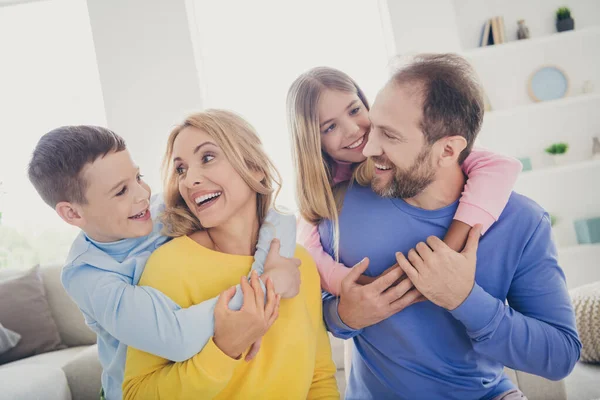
[262,239,301,298]
[213,272,280,359]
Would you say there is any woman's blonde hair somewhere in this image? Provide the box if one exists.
[287,67,372,256]
[161,109,282,237]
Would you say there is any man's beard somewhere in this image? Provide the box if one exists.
[371,145,436,199]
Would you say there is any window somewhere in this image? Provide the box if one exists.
[0,0,105,269]
[190,0,392,208]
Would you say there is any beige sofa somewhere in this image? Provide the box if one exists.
[0,265,101,400]
[1,265,597,400]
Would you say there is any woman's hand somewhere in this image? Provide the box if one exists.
[213,271,280,359]
[262,239,302,298]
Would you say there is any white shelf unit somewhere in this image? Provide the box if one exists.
[464,26,600,111]
[478,93,600,169]
[466,27,600,283]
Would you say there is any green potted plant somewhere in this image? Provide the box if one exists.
[556,7,574,32]
[545,142,569,165]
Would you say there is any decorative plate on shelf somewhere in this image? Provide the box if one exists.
[528,66,569,102]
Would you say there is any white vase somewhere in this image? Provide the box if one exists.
[551,154,568,166]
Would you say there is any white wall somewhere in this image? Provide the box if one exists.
[386,0,461,55]
[86,0,204,191]
[0,0,105,268]
[453,0,600,50]
[190,0,392,210]
[0,0,105,230]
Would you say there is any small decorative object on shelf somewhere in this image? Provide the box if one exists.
[592,137,600,160]
[574,217,600,244]
[517,20,530,40]
[518,157,532,172]
[582,80,594,94]
[550,214,558,227]
[545,142,569,165]
[556,7,575,33]
[528,66,569,102]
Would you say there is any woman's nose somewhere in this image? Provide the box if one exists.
[184,166,203,187]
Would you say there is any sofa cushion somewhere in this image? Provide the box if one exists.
[39,265,96,347]
[570,281,600,363]
[0,365,71,400]
[0,346,89,369]
[565,362,600,400]
[0,266,65,365]
[0,323,21,355]
[62,344,102,400]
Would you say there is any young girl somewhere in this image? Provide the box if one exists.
[287,66,521,295]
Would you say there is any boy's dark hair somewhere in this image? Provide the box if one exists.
[391,53,484,163]
[28,126,126,207]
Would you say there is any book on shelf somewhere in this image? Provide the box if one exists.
[480,19,491,46]
[480,16,505,47]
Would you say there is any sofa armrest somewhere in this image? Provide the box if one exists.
[62,345,102,400]
[504,368,567,400]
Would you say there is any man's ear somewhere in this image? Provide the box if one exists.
[437,136,468,167]
[55,201,85,228]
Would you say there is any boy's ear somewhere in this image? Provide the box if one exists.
[55,202,85,228]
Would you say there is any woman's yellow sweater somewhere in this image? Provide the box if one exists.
[123,236,339,400]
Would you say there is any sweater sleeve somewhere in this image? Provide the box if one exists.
[457,148,522,234]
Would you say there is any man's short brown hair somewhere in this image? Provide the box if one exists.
[391,53,484,163]
[28,126,126,207]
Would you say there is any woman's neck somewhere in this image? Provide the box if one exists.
[204,201,260,257]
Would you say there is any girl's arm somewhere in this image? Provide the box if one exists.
[444,148,522,251]
[297,217,351,295]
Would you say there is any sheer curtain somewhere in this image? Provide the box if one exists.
[0,0,105,269]
[189,0,392,209]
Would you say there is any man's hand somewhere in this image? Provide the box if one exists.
[261,239,301,298]
[396,225,482,311]
[337,258,425,330]
[213,271,280,359]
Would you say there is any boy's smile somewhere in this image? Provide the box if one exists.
[73,149,153,242]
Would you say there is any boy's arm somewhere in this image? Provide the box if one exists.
[251,208,297,275]
[63,209,295,362]
[444,148,522,251]
[63,264,249,362]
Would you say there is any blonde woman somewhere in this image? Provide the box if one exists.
[122,110,339,400]
[287,67,522,295]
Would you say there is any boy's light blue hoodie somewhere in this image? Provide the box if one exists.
[61,196,296,400]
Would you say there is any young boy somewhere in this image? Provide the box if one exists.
[28,125,300,400]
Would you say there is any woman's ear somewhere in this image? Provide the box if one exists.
[438,136,467,166]
[250,167,266,183]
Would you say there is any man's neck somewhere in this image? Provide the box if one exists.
[405,165,466,210]
[206,202,260,257]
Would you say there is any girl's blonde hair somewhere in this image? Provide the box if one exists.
[287,67,372,256]
[161,109,282,237]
